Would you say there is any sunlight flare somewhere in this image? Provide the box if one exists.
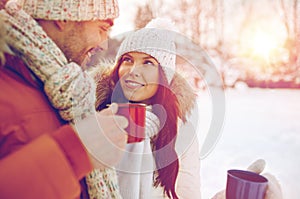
[239,23,287,62]
[251,30,277,59]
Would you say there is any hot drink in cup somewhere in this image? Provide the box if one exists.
[116,103,146,143]
[226,169,268,199]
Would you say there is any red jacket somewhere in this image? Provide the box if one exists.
[0,55,93,199]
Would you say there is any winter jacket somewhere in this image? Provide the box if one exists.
[94,67,201,199]
[0,54,93,199]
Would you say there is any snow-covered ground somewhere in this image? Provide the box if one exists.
[197,88,300,199]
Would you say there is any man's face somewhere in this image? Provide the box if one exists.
[60,19,113,70]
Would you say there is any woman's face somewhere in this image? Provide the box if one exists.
[118,52,160,103]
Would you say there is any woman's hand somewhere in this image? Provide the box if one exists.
[212,159,283,199]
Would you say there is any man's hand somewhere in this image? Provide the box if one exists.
[212,159,283,199]
[73,103,128,169]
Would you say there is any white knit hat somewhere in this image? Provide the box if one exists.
[18,0,119,21]
[116,18,177,84]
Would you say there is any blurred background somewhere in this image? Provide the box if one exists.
[96,0,300,198]
[111,0,300,90]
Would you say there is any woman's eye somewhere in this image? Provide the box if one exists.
[144,60,155,66]
[122,57,133,63]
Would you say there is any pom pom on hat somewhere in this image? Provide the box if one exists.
[145,18,177,31]
[18,0,119,21]
[116,18,177,84]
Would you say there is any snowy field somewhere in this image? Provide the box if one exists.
[197,88,300,199]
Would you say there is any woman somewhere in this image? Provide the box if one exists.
[92,18,283,199]
[94,18,201,199]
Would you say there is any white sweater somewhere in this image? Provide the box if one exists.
[117,107,201,199]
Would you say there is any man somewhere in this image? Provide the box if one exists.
[0,0,128,198]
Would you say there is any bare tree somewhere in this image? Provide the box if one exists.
[134,0,224,48]
[294,0,300,68]
[278,0,300,67]
[131,0,300,88]
[134,3,153,29]
[133,0,226,89]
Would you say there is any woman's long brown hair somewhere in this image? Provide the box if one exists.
[150,73,180,199]
[97,58,180,199]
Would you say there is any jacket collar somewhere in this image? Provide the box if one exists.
[3,53,43,89]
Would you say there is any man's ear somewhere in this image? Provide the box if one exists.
[54,20,68,31]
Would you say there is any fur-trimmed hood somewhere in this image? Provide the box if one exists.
[90,65,197,122]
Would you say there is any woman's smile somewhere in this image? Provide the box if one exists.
[124,79,145,89]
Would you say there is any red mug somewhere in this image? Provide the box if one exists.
[226,169,268,199]
[116,103,146,143]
